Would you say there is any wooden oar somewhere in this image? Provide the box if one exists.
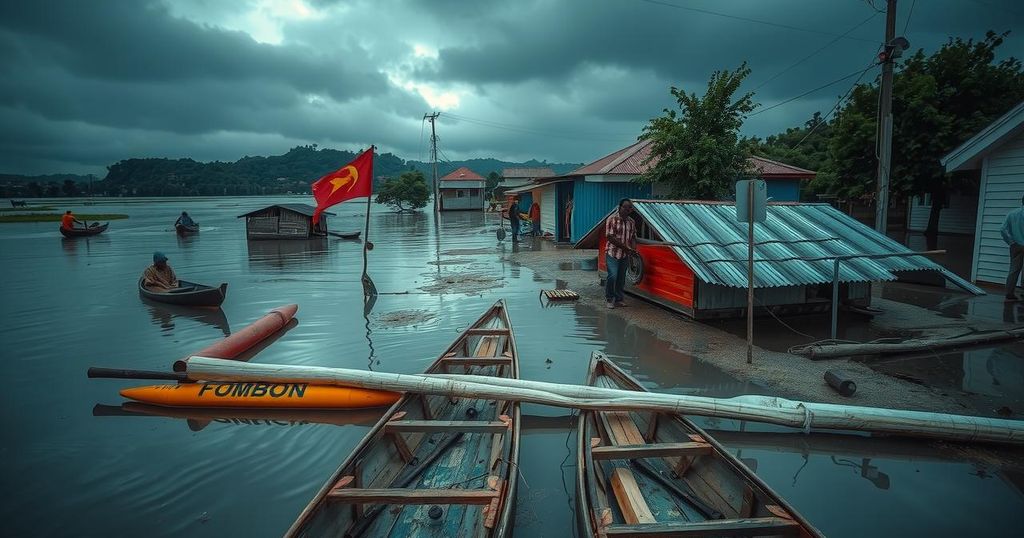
[87,367,188,382]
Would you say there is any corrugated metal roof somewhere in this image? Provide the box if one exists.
[501,167,555,179]
[440,166,484,181]
[576,200,980,292]
[569,140,815,179]
[237,204,334,218]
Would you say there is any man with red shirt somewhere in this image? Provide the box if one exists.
[604,198,637,309]
[60,210,83,230]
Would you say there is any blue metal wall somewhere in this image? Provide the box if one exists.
[571,180,652,242]
[766,179,801,201]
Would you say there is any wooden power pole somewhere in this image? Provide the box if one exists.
[424,112,441,217]
[874,0,897,234]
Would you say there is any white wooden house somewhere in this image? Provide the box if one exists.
[942,101,1024,287]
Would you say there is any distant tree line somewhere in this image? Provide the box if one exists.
[1,145,580,199]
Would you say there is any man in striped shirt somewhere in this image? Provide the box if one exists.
[604,198,637,309]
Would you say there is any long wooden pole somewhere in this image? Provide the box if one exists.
[185,356,1024,445]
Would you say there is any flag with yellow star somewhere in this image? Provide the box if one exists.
[311,147,374,224]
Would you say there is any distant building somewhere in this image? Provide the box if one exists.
[237,203,332,240]
[575,200,980,319]
[942,100,1024,287]
[498,167,555,199]
[438,166,485,211]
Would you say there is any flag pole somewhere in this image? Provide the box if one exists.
[361,145,378,299]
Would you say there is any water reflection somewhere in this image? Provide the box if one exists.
[92,402,382,432]
[60,235,110,256]
[246,238,329,271]
[143,300,231,336]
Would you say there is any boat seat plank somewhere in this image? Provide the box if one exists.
[384,420,509,434]
[439,357,512,367]
[592,442,713,460]
[465,328,511,336]
[326,488,498,504]
[609,467,657,525]
[604,516,801,537]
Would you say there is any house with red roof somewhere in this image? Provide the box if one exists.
[507,138,817,242]
[438,166,485,211]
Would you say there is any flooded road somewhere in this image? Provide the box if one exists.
[1,196,1022,537]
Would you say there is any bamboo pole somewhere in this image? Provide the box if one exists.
[793,328,1024,359]
[185,357,1024,445]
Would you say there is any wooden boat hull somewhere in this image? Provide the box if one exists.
[138,278,227,307]
[328,230,361,239]
[175,223,200,235]
[59,223,108,237]
[576,353,821,538]
[120,383,399,409]
[287,300,520,538]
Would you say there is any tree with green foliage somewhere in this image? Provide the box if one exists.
[376,170,430,212]
[61,179,80,197]
[744,112,837,199]
[485,171,501,197]
[640,63,757,199]
[830,31,1024,235]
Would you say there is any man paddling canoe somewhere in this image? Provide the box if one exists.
[142,251,179,292]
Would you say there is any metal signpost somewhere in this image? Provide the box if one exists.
[737,179,766,364]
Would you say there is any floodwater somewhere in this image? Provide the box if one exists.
[1,196,1022,537]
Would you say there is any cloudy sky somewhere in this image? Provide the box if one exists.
[1,0,1021,175]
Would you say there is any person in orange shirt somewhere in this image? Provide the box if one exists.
[60,210,83,230]
[529,201,541,235]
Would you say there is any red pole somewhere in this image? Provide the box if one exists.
[172,304,298,372]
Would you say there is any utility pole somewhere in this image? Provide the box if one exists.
[424,112,440,217]
[874,0,897,234]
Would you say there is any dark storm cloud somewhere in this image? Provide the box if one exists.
[1,0,1022,175]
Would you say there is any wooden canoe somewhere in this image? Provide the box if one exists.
[577,353,822,538]
[138,278,228,307]
[59,222,108,237]
[175,222,200,235]
[287,299,521,538]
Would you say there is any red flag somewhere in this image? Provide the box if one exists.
[311,147,374,223]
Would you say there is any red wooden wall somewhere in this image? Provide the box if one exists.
[597,233,695,308]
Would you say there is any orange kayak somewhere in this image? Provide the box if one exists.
[120,382,399,409]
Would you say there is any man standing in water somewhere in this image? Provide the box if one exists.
[1002,194,1024,300]
[60,210,83,230]
[604,198,637,309]
[142,252,179,292]
[506,197,521,242]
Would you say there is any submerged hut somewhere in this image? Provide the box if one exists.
[575,200,982,319]
[237,204,333,240]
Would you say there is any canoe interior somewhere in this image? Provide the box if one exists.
[578,354,820,538]
[290,300,519,538]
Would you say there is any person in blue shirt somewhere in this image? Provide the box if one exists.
[1001,194,1024,300]
[175,211,195,227]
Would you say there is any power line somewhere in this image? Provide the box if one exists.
[792,58,879,149]
[636,0,880,44]
[748,65,877,117]
[753,11,879,91]
[444,112,633,142]
[902,0,917,35]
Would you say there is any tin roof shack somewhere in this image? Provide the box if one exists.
[237,204,333,240]
[562,139,816,243]
[439,167,485,211]
[576,200,981,319]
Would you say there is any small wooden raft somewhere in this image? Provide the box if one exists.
[542,289,579,301]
